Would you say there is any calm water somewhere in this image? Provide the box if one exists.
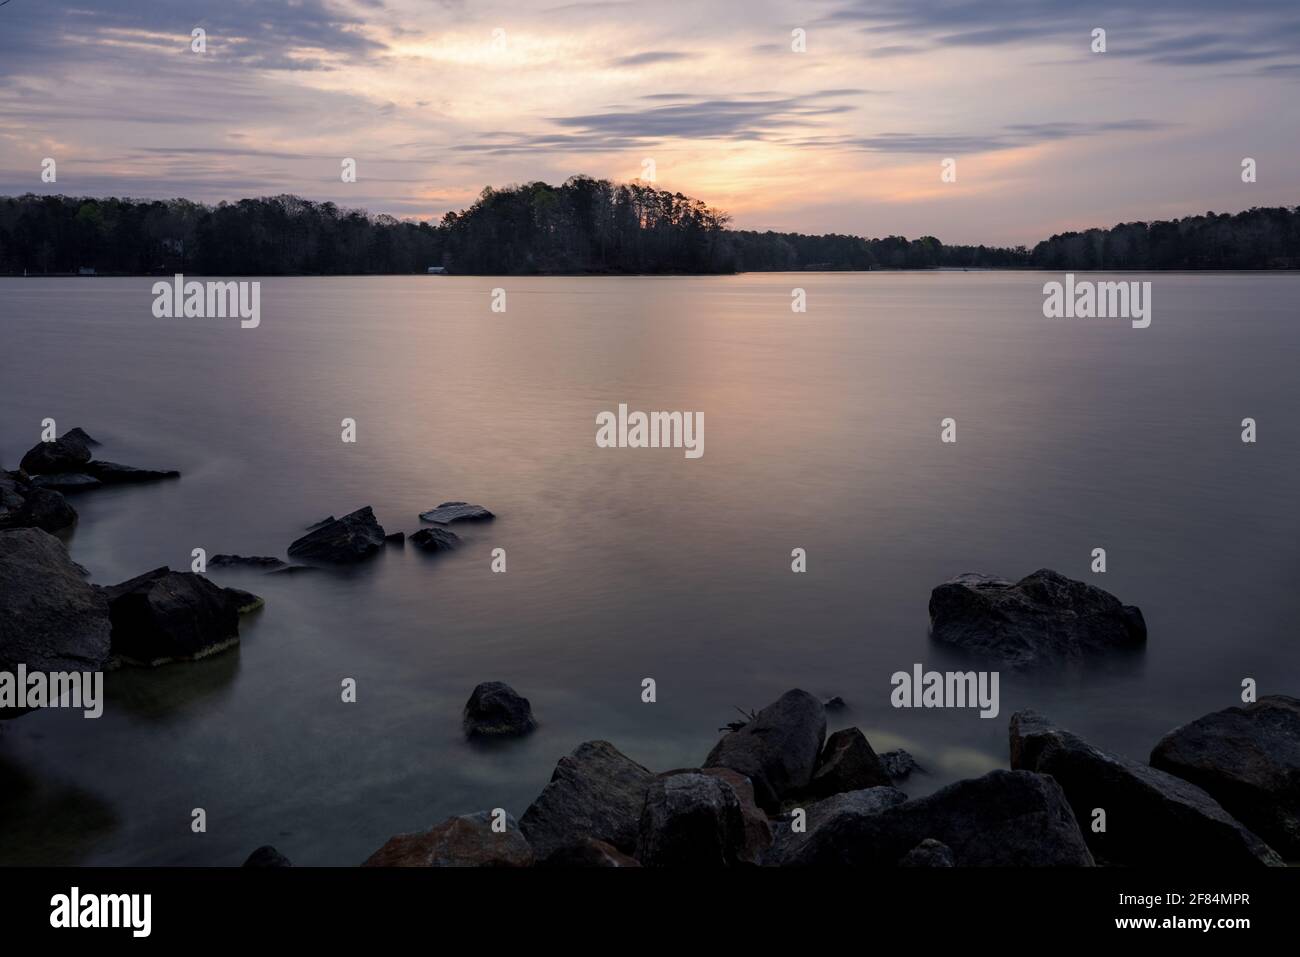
[1,273,1297,865]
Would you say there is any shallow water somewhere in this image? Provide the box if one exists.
[1,273,1297,865]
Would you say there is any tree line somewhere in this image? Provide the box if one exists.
[1,177,1296,275]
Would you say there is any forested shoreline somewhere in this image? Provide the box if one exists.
[1,176,1297,275]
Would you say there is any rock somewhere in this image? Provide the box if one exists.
[223,587,264,614]
[210,555,287,570]
[8,487,77,533]
[899,839,955,867]
[765,787,909,866]
[29,474,101,492]
[83,461,180,484]
[305,516,335,530]
[419,501,494,524]
[362,811,533,867]
[519,741,654,859]
[699,767,772,862]
[19,431,93,474]
[635,771,752,867]
[782,770,1095,867]
[537,837,641,867]
[410,527,461,553]
[823,695,847,712]
[242,845,292,867]
[0,529,112,697]
[286,506,385,564]
[805,727,892,799]
[929,568,1146,668]
[1011,710,1281,866]
[463,681,536,738]
[62,427,99,447]
[268,564,319,575]
[704,688,826,812]
[102,567,243,666]
[1150,696,1300,857]
[881,749,925,782]
[385,531,405,546]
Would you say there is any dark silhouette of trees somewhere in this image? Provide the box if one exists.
[1,184,1296,276]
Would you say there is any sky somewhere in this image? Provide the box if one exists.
[0,0,1296,245]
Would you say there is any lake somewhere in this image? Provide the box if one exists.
[1,272,1297,865]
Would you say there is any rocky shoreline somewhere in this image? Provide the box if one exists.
[2,427,1296,866]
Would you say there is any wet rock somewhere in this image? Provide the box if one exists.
[881,749,925,782]
[805,727,892,800]
[900,839,954,867]
[0,529,112,703]
[520,741,654,860]
[410,527,461,553]
[635,771,753,867]
[463,681,535,738]
[305,516,335,530]
[29,474,101,492]
[822,695,847,712]
[783,770,1094,867]
[7,487,77,533]
[243,845,292,867]
[419,501,494,524]
[286,506,385,564]
[385,531,405,546]
[362,811,533,867]
[223,587,265,614]
[537,837,641,867]
[699,767,772,862]
[1150,696,1300,857]
[704,688,826,812]
[61,428,99,447]
[929,568,1146,668]
[766,787,909,866]
[103,567,243,666]
[83,461,180,484]
[19,431,93,474]
[209,555,287,570]
[1011,710,1281,866]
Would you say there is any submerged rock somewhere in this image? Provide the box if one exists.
[419,501,494,524]
[242,845,292,868]
[929,568,1146,668]
[1150,696,1300,857]
[1011,710,1281,866]
[223,586,265,614]
[704,689,827,812]
[362,811,533,867]
[210,554,287,570]
[463,681,536,738]
[410,527,461,553]
[783,770,1094,867]
[385,531,405,546]
[102,567,245,666]
[286,507,385,564]
[0,529,112,697]
[520,741,654,860]
[29,473,101,492]
[83,460,180,484]
[805,727,892,800]
[880,749,925,782]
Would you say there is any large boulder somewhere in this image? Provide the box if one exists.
[519,741,654,860]
[765,786,908,866]
[1150,696,1300,858]
[286,506,385,564]
[410,527,461,553]
[19,431,93,474]
[929,568,1146,668]
[783,770,1095,867]
[419,501,494,524]
[635,771,752,867]
[536,837,641,867]
[0,480,78,534]
[805,727,892,799]
[102,567,246,666]
[704,689,826,812]
[0,529,112,708]
[362,811,533,867]
[462,681,536,738]
[1011,710,1281,866]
